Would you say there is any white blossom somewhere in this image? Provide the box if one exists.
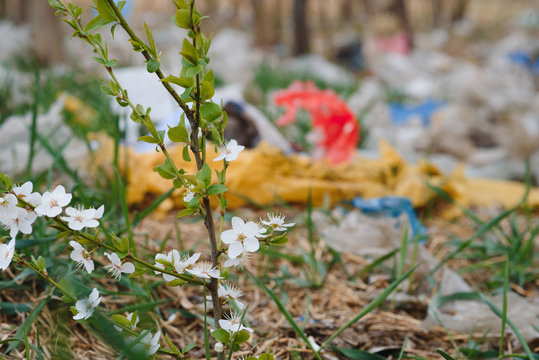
[73,288,102,320]
[187,261,222,279]
[127,330,161,356]
[61,205,104,231]
[219,311,253,334]
[218,283,245,309]
[12,182,41,207]
[173,252,200,274]
[154,249,180,281]
[261,213,295,231]
[69,240,94,273]
[0,239,15,271]
[221,217,264,258]
[213,139,245,162]
[34,185,72,217]
[104,252,135,280]
[0,194,18,225]
[4,207,37,238]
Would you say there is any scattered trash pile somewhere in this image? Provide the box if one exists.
[349,29,539,181]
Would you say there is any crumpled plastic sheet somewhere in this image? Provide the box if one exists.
[315,209,539,344]
[115,139,539,219]
[348,196,426,241]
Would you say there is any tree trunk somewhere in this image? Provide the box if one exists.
[293,0,310,55]
[390,0,413,49]
[30,0,64,65]
[451,0,470,23]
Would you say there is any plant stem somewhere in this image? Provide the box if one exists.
[104,0,224,337]
[15,255,77,302]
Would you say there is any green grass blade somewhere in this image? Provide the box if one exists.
[321,265,417,349]
[436,349,457,360]
[499,257,509,358]
[351,248,399,281]
[478,294,534,360]
[247,270,322,360]
[6,297,49,353]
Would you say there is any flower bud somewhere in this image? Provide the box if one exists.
[215,342,224,353]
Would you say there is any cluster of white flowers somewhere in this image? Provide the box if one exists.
[0,183,105,272]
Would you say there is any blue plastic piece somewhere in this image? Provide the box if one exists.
[349,196,426,241]
[508,52,539,75]
[388,99,446,127]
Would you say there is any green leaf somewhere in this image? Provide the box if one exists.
[168,124,190,143]
[234,330,250,344]
[183,343,196,353]
[161,75,194,88]
[184,64,202,78]
[165,332,182,354]
[85,0,117,31]
[146,58,160,73]
[180,38,199,65]
[177,208,197,218]
[258,354,275,360]
[175,9,192,29]
[270,234,288,245]
[200,80,214,101]
[436,349,457,360]
[182,146,191,162]
[110,314,131,328]
[211,328,230,344]
[144,22,157,56]
[137,135,159,144]
[48,0,64,10]
[200,102,222,122]
[207,184,228,195]
[154,162,176,180]
[196,164,212,187]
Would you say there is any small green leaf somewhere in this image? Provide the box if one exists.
[174,9,191,29]
[177,208,197,218]
[196,164,212,187]
[180,38,199,65]
[182,343,196,353]
[200,80,214,101]
[161,75,194,88]
[137,135,159,144]
[258,354,275,360]
[110,314,131,328]
[154,163,176,180]
[144,22,157,56]
[271,234,288,245]
[182,145,191,162]
[146,58,160,73]
[165,332,181,354]
[48,0,64,10]
[200,102,221,122]
[211,328,230,344]
[233,330,250,344]
[207,184,228,195]
[168,124,190,143]
[203,69,214,86]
